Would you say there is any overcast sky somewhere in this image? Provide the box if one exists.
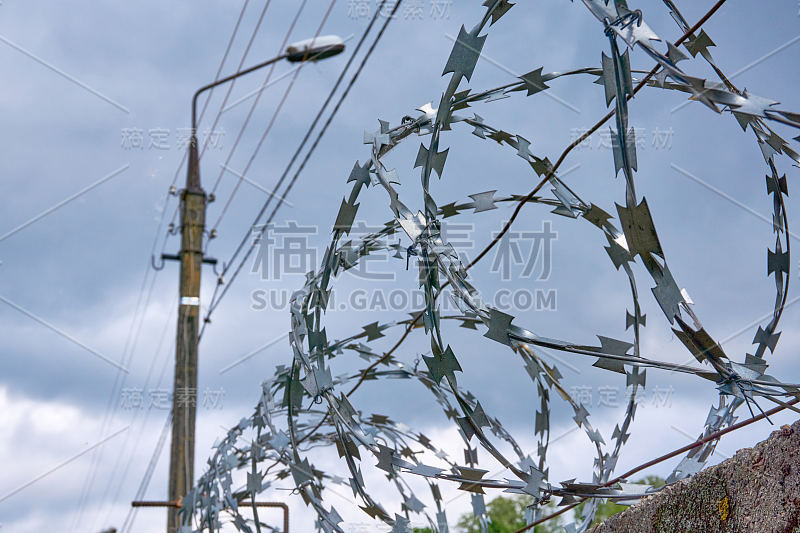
[1,1,799,532]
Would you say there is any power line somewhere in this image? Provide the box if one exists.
[160,0,257,196]
[0,427,129,504]
[114,325,176,532]
[194,0,275,166]
[204,1,390,294]
[200,0,402,337]
[69,267,160,533]
[120,411,173,533]
[91,296,178,531]
[150,0,256,265]
[207,0,337,233]
[206,0,310,199]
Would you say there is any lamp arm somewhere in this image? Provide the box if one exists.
[191,53,288,132]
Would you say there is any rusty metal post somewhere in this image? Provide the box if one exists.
[167,135,205,533]
[253,502,289,532]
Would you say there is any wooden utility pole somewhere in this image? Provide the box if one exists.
[157,39,344,532]
[168,136,205,533]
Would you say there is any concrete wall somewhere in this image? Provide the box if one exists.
[587,419,800,533]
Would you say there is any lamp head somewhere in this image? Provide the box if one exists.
[286,35,345,63]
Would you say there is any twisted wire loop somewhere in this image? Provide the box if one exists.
[183,1,800,532]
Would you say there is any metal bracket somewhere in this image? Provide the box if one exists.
[131,500,288,532]
[151,254,165,271]
[153,253,219,272]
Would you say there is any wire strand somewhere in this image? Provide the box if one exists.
[120,411,173,533]
[207,0,336,232]
[200,0,401,338]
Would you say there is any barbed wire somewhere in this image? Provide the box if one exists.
[187,1,800,532]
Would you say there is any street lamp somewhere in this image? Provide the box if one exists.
[189,35,347,137]
[167,34,345,533]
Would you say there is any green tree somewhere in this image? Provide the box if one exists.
[637,475,665,489]
[573,498,627,526]
[455,476,666,532]
[456,495,563,533]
